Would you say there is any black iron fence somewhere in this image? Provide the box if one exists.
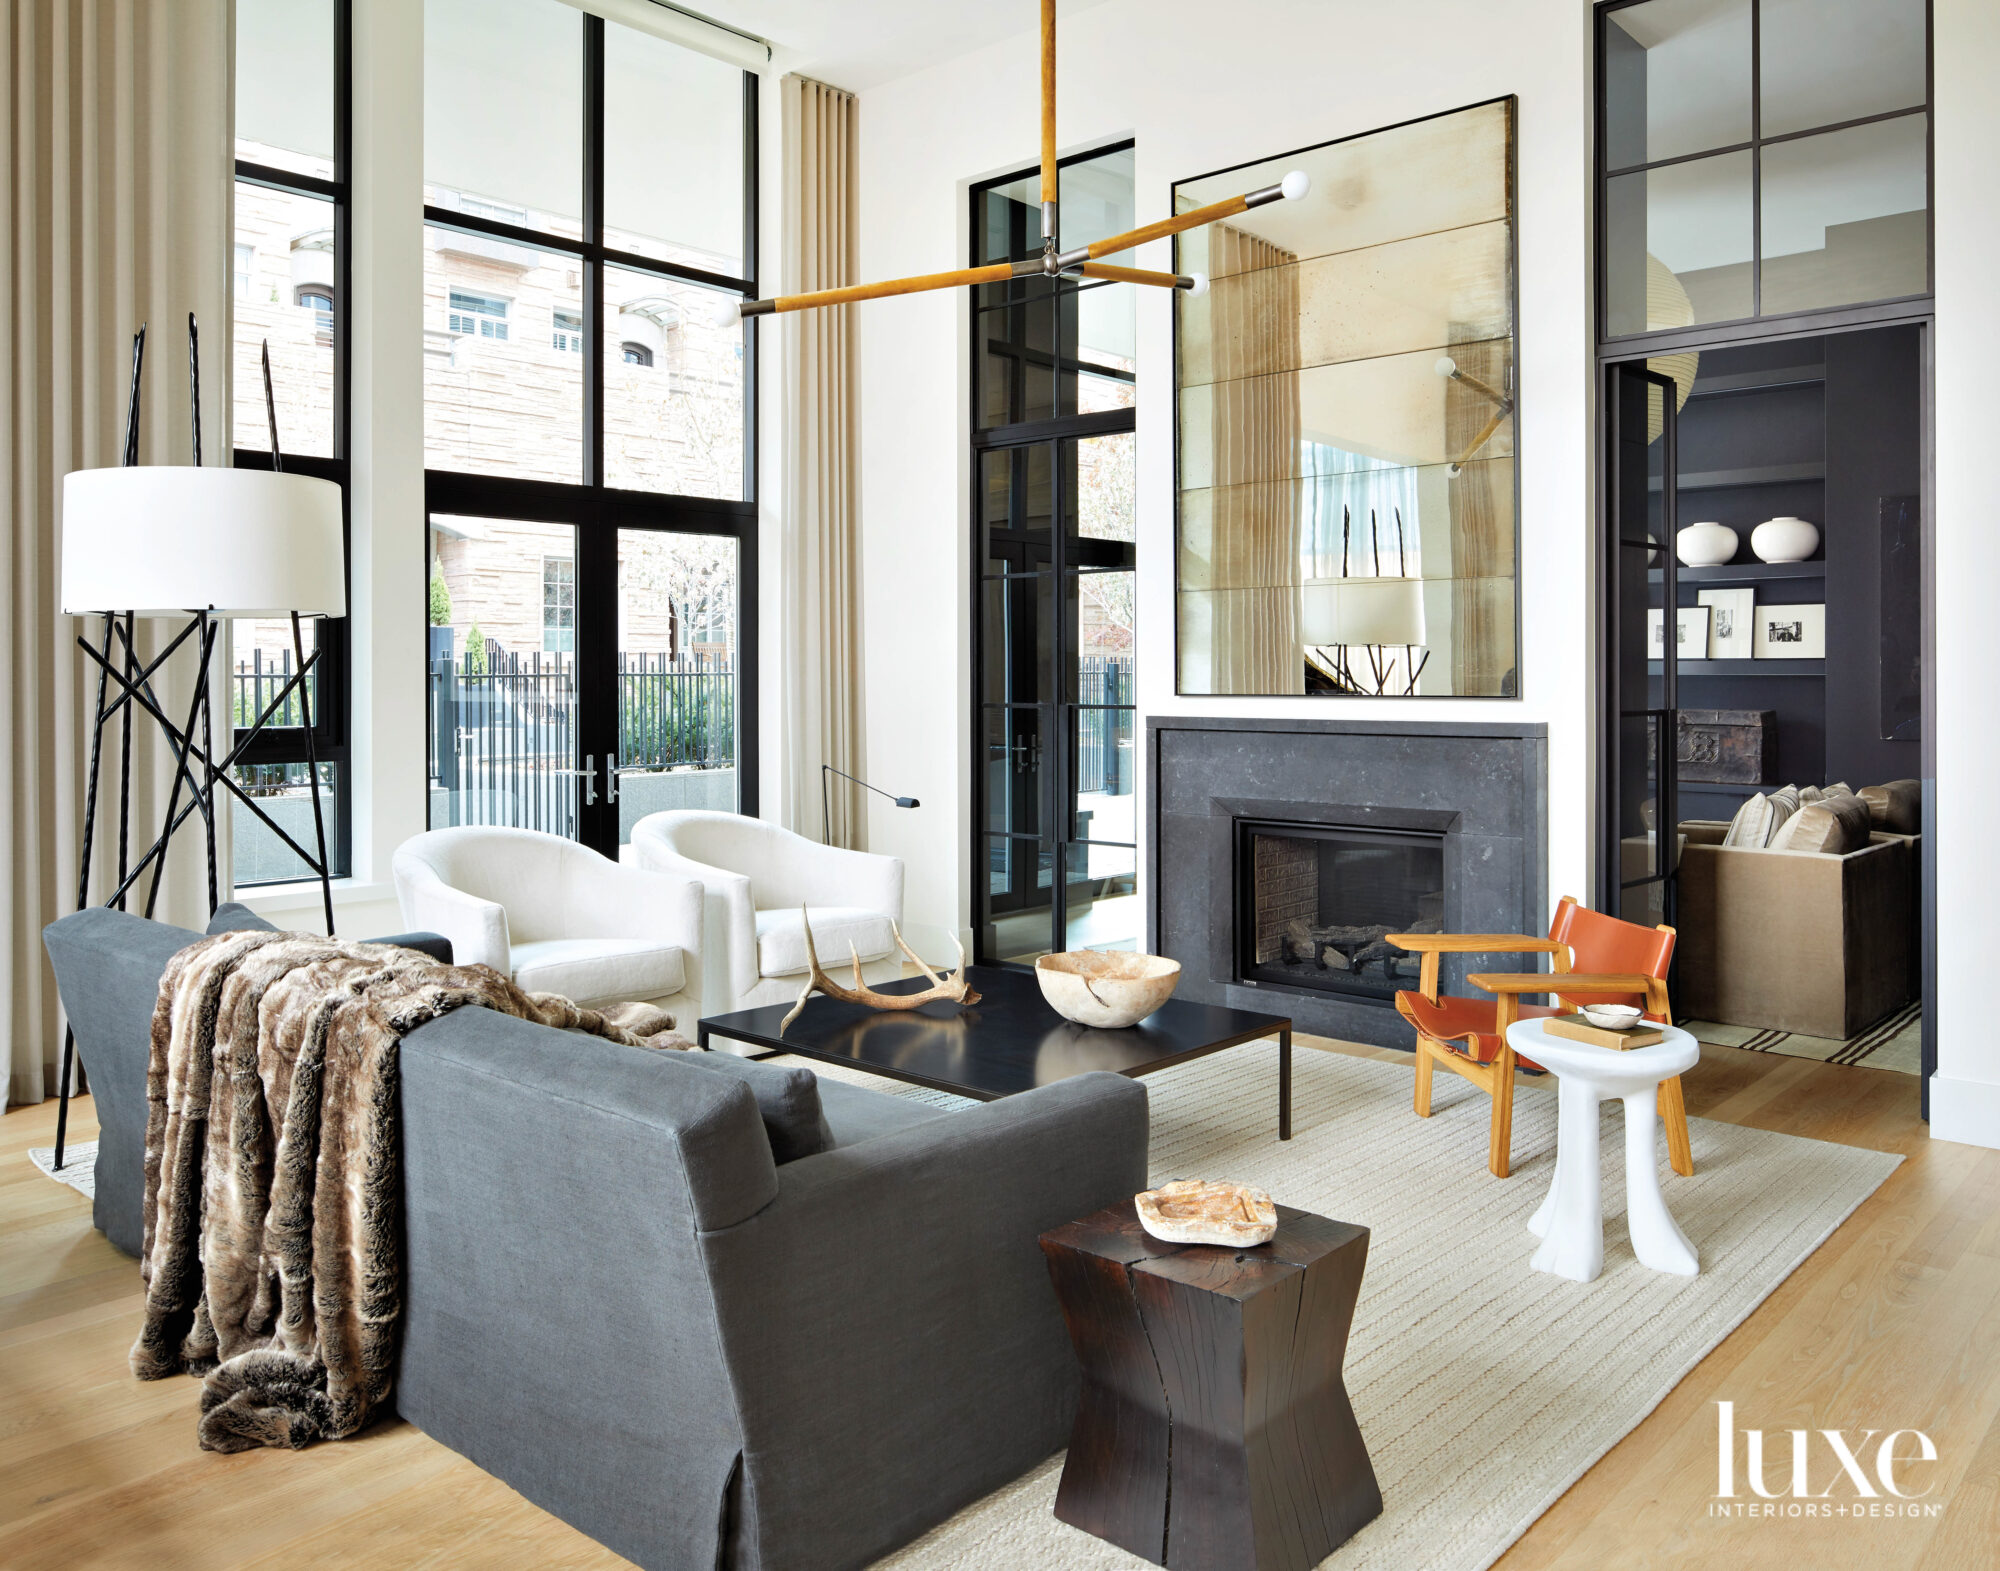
[426,649,734,834]
[1076,656,1134,797]
[616,651,734,770]
[232,648,312,730]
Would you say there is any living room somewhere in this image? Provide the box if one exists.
[4,2,1996,1569]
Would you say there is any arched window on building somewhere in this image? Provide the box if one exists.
[296,284,334,337]
[621,341,653,367]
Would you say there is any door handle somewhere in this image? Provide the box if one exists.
[606,751,619,803]
[583,754,597,806]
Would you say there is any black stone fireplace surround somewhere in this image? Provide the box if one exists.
[1146,718,1549,1050]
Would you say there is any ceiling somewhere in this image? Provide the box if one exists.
[688,0,1112,91]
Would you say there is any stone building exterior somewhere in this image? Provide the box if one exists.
[231,150,741,682]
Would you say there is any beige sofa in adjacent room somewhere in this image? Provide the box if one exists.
[1674,806,1915,1041]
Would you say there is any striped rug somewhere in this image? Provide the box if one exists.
[1686,1001,1921,1074]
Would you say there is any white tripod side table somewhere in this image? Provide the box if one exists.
[1506,1018,1701,1284]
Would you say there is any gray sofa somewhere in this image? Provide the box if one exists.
[43,905,1150,1571]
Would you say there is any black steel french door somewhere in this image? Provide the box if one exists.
[973,421,1138,963]
[425,477,756,860]
[1602,363,1680,925]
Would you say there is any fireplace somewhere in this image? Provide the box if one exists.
[1237,821,1445,1002]
[1148,717,1547,1049]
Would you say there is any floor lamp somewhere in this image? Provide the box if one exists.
[51,463,346,1167]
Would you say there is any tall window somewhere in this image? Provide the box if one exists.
[1598,0,1931,341]
[423,0,758,852]
[230,0,350,885]
[970,144,1138,966]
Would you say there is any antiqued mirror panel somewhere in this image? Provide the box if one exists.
[1174,98,1520,697]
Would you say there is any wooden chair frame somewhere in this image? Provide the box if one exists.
[1390,901,1694,1180]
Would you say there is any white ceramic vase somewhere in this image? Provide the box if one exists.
[1676,521,1738,568]
[1752,516,1819,563]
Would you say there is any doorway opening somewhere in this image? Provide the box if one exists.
[1602,322,1927,1079]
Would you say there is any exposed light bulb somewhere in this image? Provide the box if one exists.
[709,297,743,330]
[1280,170,1311,202]
[1434,355,1459,378]
[1187,272,1210,298]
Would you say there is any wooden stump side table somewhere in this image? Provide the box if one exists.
[1039,1199,1381,1571]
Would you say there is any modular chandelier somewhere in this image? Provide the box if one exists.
[713,0,1310,327]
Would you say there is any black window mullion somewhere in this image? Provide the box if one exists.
[741,69,760,509]
[584,15,605,492]
[1049,436,1069,956]
[1750,0,1762,319]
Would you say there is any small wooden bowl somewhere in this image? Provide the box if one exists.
[1035,951,1180,1028]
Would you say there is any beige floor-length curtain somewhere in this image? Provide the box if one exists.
[778,74,867,848]
[1205,224,1302,694]
[3,0,232,1109]
[1444,335,1516,695]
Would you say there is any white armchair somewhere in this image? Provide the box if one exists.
[392,826,702,1016]
[626,810,905,1025]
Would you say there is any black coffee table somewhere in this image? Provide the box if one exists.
[697,965,1297,1138]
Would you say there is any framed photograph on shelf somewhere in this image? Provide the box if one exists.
[1753,603,1826,659]
[1697,588,1755,659]
[1649,607,1717,660]
[1676,606,1711,660]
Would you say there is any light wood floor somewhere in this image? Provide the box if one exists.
[4,1040,1995,1570]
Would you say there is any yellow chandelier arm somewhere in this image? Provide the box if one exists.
[1041,0,1058,205]
[1071,170,1310,264]
[725,262,1018,322]
[1076,261,1204,292]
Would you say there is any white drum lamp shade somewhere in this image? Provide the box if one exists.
[61,466,345,618]
[1299,577,1427,647]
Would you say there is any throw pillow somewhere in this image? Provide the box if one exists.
[1764,785,1801,845]
[1723,792,1773,847]
[207,902,280,935]
[678,1051,834,1164]
[1859,779,1921,835]
[1770,792,1871,855]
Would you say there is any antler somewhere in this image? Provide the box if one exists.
[778,908,982,1035]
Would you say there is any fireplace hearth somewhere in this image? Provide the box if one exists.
[1239,821,1444,1001]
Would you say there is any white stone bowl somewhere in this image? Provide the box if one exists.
[1035,951,1181,1029]
[1579,1003,1644,1031]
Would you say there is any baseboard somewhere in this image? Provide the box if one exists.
[1927,1074,2000,1151]
[898,921,967,969]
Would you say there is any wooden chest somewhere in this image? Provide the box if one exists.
[1672,708,1776,785]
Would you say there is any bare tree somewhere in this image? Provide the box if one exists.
[621,533,735,657]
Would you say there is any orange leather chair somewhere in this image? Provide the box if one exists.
[1390,896,1694,1180]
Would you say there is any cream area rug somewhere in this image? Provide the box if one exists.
[1688,1001,1921,1074]
[791,1042,1901,1571]
[29,1142,96,1198]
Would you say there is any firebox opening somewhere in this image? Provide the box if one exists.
[1237,820,1445,1003]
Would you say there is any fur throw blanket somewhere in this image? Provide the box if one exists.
[132,930,690,1452]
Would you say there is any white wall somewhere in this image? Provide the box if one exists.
[855,0,2000,1151]
[852,0,1596,961]
[1927,0,2000,1149]
[246,0,427,941]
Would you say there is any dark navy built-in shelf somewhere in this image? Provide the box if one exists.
[1648,461,1826,493]
[1649,559,1826,584]
[1649,659,1826,677]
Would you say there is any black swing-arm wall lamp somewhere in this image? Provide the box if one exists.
[822,764,918,846]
